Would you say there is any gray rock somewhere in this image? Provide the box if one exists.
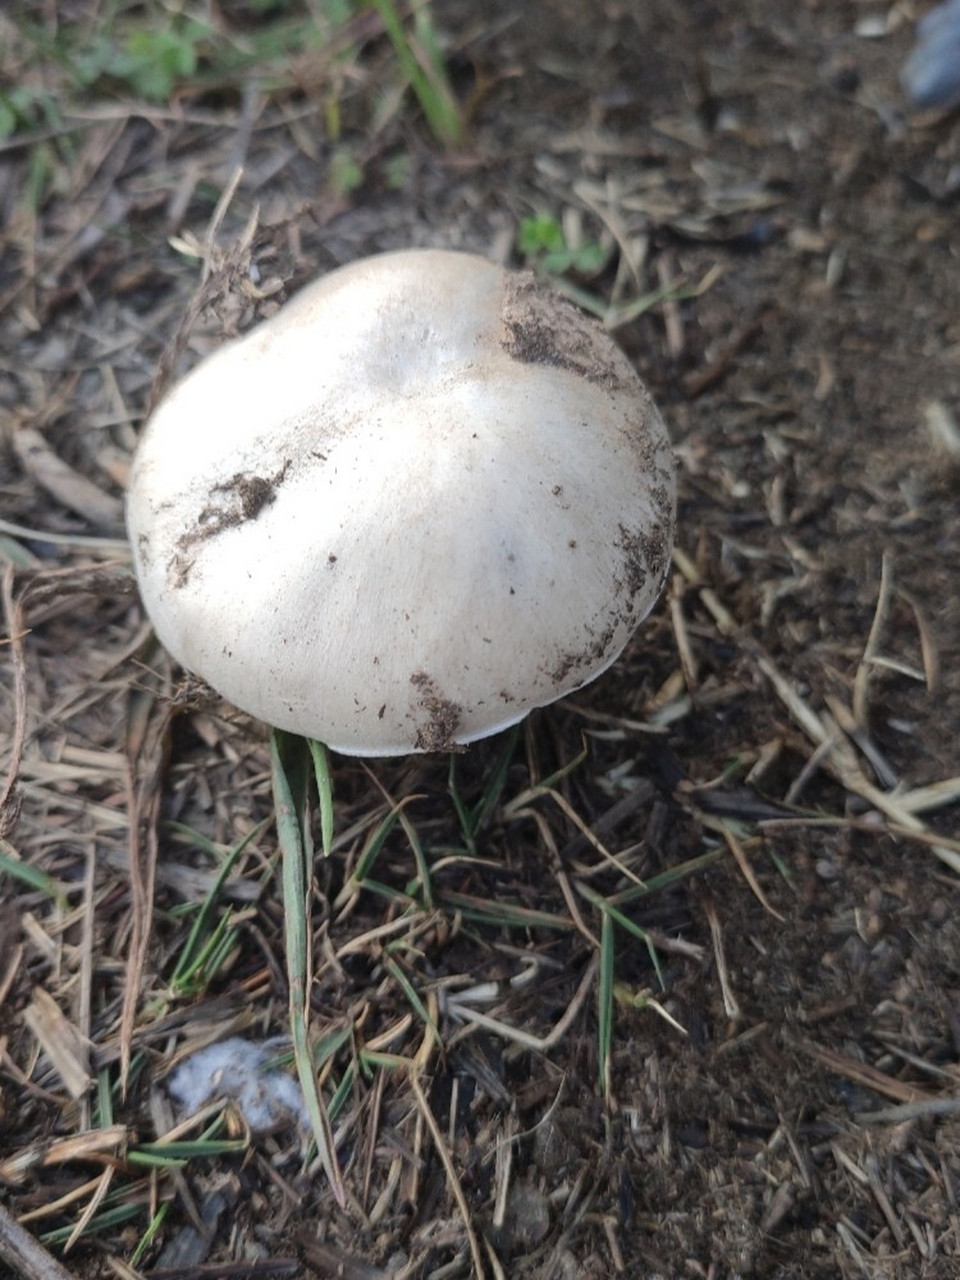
[902,0,960,108]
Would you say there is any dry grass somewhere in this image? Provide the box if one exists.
[2,1,960,1277]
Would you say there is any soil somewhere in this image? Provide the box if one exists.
[1,2,959,1278]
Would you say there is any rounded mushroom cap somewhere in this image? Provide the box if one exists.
[127,249,676,755]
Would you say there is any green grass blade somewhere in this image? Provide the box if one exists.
[598,909,614,1101]
[40,1203,143,1245]
[165,821,228,859]
[502,743,588,817]
[383,954,441,1048]
[447,753,474,854]
[449,726,519,851]
[310,1023,353,1068]
[334,799,410,909]
[358,878,418,908]
[129,1138,247,1165]
[327,1062,355,1120]
[367,0,461,145]
[608,849,725,907]
[271,730,345,1207]
[576,882,665,990]
[437,889,573,931]
[0,838,66,904]
[397,806,432,909]
[169,818,268,992]
[171,908,239,996]
[470,725,519,835]
[95,1067,113,1128]
[130,1202,170,1268]
[359,1049,411,1072]
[308,737,335,859]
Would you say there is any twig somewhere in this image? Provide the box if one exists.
[410,1074,485,1279]
[12,428,123,530]
[0,1201,76,1280]
[859,1096,960,1124]
[755,648,960,874]
[669,579,698,694]
[792,1038,933,1105]
[0,518,130,554]
[0,565,27,836]
[716,820,784,921]
[682,307,773,398]
[201,165,245,286]
[120,695,171,1093]
[447,954,599,1052]
[897,583,940,694]
[557,780,656,861]
[507,786,647,889]
[852,554,892,728]
[704,898,740,1021]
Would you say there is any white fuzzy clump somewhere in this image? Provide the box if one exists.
[166,1037,307,1131]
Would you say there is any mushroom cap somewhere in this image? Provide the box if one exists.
[127,249,676,755]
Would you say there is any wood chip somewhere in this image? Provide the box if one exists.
[22,987,91,1099]
[13,427,124,530]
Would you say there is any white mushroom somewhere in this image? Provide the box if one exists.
[126,249,675,756]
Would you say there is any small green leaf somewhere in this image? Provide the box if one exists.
[518,213,566,256]
[329,146,364,195]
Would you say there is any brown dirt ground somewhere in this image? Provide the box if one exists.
[1,2,960,1278]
